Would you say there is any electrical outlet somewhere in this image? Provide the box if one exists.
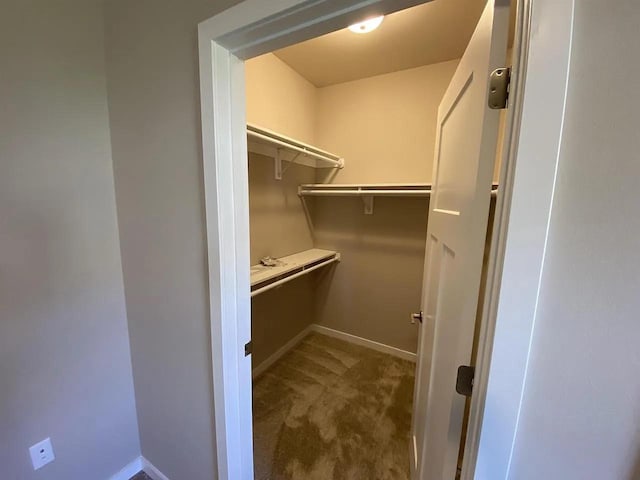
[29,437,55,470]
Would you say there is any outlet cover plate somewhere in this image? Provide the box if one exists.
[29,437,55,470]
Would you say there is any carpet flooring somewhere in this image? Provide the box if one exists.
[129,472,151,480]
[253,333,416,480]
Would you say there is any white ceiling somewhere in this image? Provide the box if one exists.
[273,0,514,88]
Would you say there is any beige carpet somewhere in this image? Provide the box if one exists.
[253,333,415,480]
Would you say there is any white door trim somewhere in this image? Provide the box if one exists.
[467,1,575,479]
[198,38,251,480]
[197,0,574,478]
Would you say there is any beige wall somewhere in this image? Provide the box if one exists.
[313,197,428,353]
[246,54,319,366]
[246,54,319,265]
[249,160,317,366]
[251,277,316,368]
[0,1,140,478]
[310,61,460,353]
[246,53,318,145]
[103,0,243,479]
[248,160,315,265]
[316,60,459,183]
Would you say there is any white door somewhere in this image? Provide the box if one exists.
[411,1,509,479]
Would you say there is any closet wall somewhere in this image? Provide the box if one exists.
[312,60,458,353]
[246,54,460,356]
[315,60,459,184]
[246,54,317,145]
[245,54,318,367]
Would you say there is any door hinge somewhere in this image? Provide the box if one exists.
[488,67,511,109]
[456,365,475,397]
[244,341,252,357]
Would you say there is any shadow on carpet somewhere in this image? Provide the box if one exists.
[253,333,415,480]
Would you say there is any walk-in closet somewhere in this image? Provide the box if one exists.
[244,1,513,478]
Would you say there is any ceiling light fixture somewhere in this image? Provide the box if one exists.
[348,16,384,34]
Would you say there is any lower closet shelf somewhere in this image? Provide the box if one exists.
[250,248,340,297]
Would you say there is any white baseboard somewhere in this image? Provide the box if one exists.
[109,457,143,480]
[108,456,170,480]
[141,456,171,480]
[310,324,416,362]
[252,324,416,378]
[252,325,312,378]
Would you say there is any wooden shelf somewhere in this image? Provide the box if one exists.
[250,248,340,297]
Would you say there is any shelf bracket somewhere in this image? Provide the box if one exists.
[362,195,374,215]
[274,149,282,180]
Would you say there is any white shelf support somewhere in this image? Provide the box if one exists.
[274,149,282,180]
[247,123,344,180]
[362,195,374,215]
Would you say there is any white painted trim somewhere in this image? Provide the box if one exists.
[463,1,575,479]
[200,0,426,60]
[503,1,575,477]
[108,456,171,480]
[141,457,171,480]
[108,457,142,480]
[252,326,313,378]
[253,324,415,380]
[459,1,534,477]
[199,0,311,41]
[199,35,254,480]
[310,324,416,362]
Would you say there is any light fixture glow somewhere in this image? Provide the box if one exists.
[348,16,384,34]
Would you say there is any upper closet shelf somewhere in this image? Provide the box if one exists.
[298,184,498,214]
[250,248,340,298]
[298,183,429,214]
[298,183,431,197]
[247,123,345,180]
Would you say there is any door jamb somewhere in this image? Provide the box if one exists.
[197,0,574,478]
[465,1,575,478]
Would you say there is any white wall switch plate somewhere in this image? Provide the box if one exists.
[29,437,55,470]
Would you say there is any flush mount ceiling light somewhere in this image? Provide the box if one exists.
[348,16,384,34]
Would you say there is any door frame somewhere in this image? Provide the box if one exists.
[197,0,574,478]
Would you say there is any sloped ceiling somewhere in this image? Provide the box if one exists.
[273,0,514,87]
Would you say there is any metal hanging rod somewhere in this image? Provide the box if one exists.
[250,249,340,298]
[298,184,498,214]
[250,255,339,298]
[298,184,499,197]
[299,189,429,197]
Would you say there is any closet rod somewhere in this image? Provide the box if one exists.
[299,189,429,197]
[298,188,499,197]
[250,256,339,298]
[247,130,344,168]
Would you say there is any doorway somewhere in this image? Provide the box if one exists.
[246,1,509,478]
[197,0,574,479]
